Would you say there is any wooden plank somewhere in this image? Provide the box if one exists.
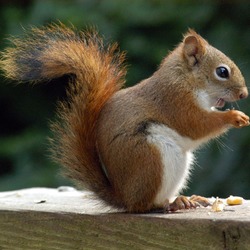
[0,187,250,249]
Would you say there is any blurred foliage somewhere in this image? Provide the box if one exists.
[0,0,249,198]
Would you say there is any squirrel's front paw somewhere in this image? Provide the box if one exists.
[227,110,250,128]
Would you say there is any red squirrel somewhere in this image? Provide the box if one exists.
[0,24,249,213]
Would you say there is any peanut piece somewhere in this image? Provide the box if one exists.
[226,195,243,205]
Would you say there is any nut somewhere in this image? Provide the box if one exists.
[211,197,224,212]
[226,195,243,205]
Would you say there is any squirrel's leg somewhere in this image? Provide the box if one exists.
[99,133,164,212]
[101,125,195,213]
[187,109,250,140]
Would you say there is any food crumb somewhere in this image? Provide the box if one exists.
[211,197,224,212]
[226,195,243,206]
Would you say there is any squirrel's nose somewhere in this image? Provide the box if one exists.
[239,88,248,99]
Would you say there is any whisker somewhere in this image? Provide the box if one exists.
[227,91,241,110]
[215,136,234,152]
[233,100,240,110]
[227,92,235,109]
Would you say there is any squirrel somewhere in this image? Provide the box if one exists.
[0,23,249,213]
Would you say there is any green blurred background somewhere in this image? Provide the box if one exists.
[0,0,249,198]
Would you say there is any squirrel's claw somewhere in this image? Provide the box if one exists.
[164,196,198,213]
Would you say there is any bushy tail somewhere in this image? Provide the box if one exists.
[0,23,127,208]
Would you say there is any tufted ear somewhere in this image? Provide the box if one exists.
[183,30,207,67]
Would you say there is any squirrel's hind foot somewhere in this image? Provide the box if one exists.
[163,195,210,213]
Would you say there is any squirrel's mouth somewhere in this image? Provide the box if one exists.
[214,98,226,108]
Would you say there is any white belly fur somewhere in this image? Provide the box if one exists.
[147,123,203,207]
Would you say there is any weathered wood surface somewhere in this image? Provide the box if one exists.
[0,187,250,250]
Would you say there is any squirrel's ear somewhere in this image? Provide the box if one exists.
[183,31,206,67]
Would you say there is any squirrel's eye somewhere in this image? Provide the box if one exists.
[214,65,231,81]
[215,66,229,80]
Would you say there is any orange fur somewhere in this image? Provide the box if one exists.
[0,24,249,213]
[0,23,127,209]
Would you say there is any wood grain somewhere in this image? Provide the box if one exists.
[0,188,249,249]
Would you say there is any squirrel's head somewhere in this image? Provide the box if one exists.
[182,29,248,108]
